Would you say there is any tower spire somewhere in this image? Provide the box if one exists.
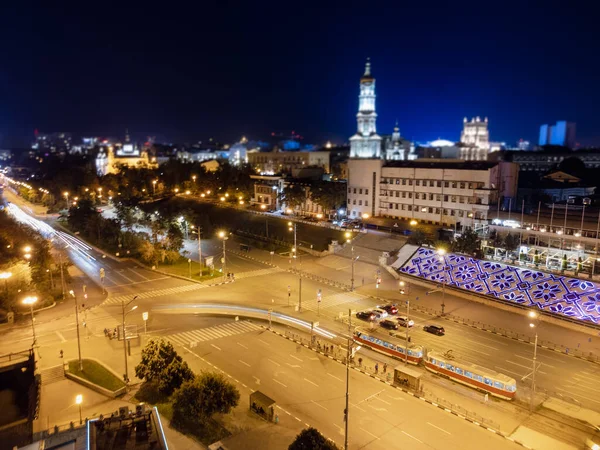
[364,57,371,76]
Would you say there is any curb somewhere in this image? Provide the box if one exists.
[263,325,532,449]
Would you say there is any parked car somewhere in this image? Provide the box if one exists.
[372,308,388,319]
[356,310,376,321]
[423,325,445,336]
[396,316,414,328]
[380,304,398,315]
[380,319,399,330]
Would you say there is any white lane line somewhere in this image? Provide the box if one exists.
[514,354,556,368]
[273,378,287,388]
[427,422,451,435]
[238,360,251,367]
[402,431,423,444]
[386,395,405,401]
[506,359,547,375]
[375,397,391,405]
[360,428,379,440]
[286,363,301,369]
[327,373,344,382]
[258,339,270,346]
[494,366,524,378]
[311,400,328,411]
[304,377,319,387]
[55,331,66,342]
[555,387,600,405]
[268,358,281,366]
[211,344,222,351]
[351,402,366,412]
[237,342,248,349]
[289,354,303,362]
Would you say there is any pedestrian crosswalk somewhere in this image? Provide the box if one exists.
[233,267,283,280]
[165,321,261,347]
[302,291,367,312]
[103,283,208,305]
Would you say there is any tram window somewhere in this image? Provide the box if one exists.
[507,384,516,392]
[438,361,445,368]
[455,367,463,375]
[390,344,396,351]
[494,381,504,390]
[475,375,483,382]
[446,364,454,372]
[430,358,436,364]
[484,378,493,386]
[465,371,473,378]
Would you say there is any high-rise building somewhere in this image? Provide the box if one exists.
[538,121,576,148]
[459,117,490,161]
[349,59,382,158]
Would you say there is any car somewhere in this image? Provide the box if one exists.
[423,325,445,336]
[380,304,398,315]
[356,310,376,321]
[396,316,414,328]
[372,308,388,319]
[380,319,399,330]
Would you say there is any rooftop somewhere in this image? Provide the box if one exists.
[382,159,499,171]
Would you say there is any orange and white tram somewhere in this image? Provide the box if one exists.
[354,331,424,365]
[424,350,517,400]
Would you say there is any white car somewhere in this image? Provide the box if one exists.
[372,308,388,319]
[502,220,520,229]
[396,316,415,327]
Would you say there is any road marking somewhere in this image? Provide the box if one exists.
[401,431,423,444]
[304,377,319,387]
[211,344,222,351]
[286,363,301,368]
[360,428,379,440]
[506,359,547,375]
[351,402,366,412]
[368,405,387,412]
[327,373,344,382]
[427,422,451,435]
[273,378,287,388]
[289,354,303,362]
[375,397,391,405]
[55,331,66,342]
[385,395,405,401]
[494,366,524,378]
[555,387,600,405]
[258,339,270,346]
[268,358,281,366]
[238,360,250,367]
[514,354,556,368]
[237,342,248,349]
[311,400,328,411]
[253,376,260,385]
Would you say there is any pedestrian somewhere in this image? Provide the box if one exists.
[375,362,379,373]
[383,363,387,373]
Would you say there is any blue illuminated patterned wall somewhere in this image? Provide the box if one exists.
[399,247,600,325]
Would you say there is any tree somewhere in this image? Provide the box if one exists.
[135,339,194,395]
[452,227,481,255]
[407,229,427,246]
[172,372,240,425]
[115,201,137,231]
[310,182,347,214]
[282,184,307,210]
[289,427,337,450]
[503,233,519,252]
[164,222,184,251]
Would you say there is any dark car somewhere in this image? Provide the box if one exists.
[356,310,376,321]
[380,319,399,330]
[423,325,445,336]
[380,304,398,315]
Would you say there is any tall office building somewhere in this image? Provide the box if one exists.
[538,121,576,148]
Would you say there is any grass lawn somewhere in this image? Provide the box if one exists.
[69,359,125,391]
[157,259,222,282]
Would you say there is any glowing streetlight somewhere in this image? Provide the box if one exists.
[218,231,228,280]
[174,188,179,193]
[75,394,83,424]
[410,219,417,226]
[316,213,323,219]
[286,208,293,214]
[63,192,69,209]
[362,213,369,219]
[185,190,191,195]
[239,200,244,205]
[24,246,32,253]
[225,193,229,198]
[220,196,226,201]
[152,180,157,196]
[201,193,206,198]
[22,296,38,345]
[260,204,266,210]
[206,190,211,194]
[0,272,11,296]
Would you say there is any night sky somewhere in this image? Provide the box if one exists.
[0,2,598,147]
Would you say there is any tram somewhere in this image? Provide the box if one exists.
[354,330,423,365]
[424,350,517,400]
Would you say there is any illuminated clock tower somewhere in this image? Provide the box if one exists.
[350,58,382,158]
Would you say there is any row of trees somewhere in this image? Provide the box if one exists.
[282,181,346,214]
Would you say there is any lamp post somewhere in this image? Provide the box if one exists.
[0,272,11,297]
[152,180,157,197]
[69,290,83,371]
[436,248,447,314]
[345,232,359,291]
[22,296,38,346]
[289,222,301,310]
[63,192,69,210]
[75,394,83,424]
[344,308,352,450]
[528,310,540,412]
[121,296,139,384]
[218,231,228,281]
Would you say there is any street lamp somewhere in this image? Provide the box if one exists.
[0,272,11,296]
[218,231,228,280]
[152,179,157,196]
[75,394,83,424]
[362,213,369,219]
[528,310,539,412]
[345,232,359,291]
[69,290,83,371]
[288,222,302,310]
[436,248,447,314]
[410,219,417,226]
[22,296,38,345]
[63,192,69,209]
[122,296,139,384]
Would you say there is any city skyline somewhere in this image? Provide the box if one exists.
[0,3,598,148]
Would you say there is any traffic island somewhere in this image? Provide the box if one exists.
[65,359,126,398]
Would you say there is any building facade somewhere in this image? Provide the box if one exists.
[539,121,576,148]
[347,159,518,227]
[349,59,382,158]
[248,150,330,174]
[459,117,490,161]
[493,149,600,172]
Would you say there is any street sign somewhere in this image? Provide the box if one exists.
[142,312,148,321]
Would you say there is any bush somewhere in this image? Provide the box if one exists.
[289,427,337,450]
[135,339,194,395]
